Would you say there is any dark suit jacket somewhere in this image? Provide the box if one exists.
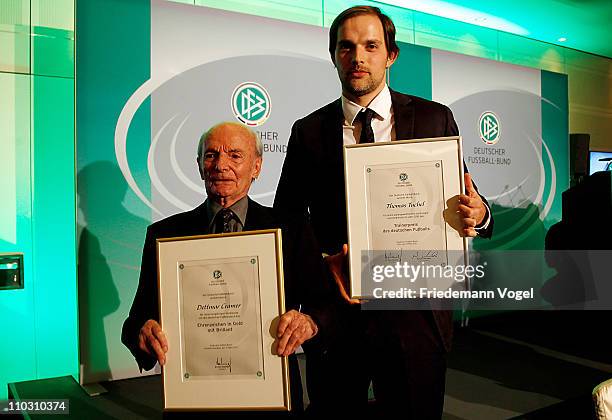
[122,198,334,371]
[274,90,493,351]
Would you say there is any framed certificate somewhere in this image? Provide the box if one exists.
[156,229,290,411]
[344,136,468,299]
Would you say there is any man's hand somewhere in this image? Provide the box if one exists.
[276,310,318,357]
[325,244,360,304]
[458,173,487,237]
[138,319,168,366]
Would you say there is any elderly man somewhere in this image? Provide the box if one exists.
[122,122,332,413]
[274,5,493,418]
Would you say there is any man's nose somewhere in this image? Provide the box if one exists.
[351,46,365,64]
[214,153,230,171]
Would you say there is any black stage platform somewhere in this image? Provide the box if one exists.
[7,312,608,419]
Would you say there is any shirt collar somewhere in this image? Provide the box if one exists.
[341,84,392,126]
[205,195,249,228]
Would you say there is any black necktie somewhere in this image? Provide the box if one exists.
[358,108,375,144]
[214,208,235,233]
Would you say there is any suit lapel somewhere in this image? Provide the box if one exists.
[390,90,415,140]
[324,99,345,165]
[244,198,275,231]
[188,201,211,234]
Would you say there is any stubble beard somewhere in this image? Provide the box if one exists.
[342,73,384,98]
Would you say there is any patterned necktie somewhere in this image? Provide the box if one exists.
[358,108,375,144]
[214,208,235,233]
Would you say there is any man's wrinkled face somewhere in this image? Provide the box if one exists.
[198,125,262,207]
[333,14,396,101]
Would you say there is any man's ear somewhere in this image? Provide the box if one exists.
[386,50,398,68]
[197,157,205,180]
[253,156,262,180]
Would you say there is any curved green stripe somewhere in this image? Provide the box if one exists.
[541,70,569,229]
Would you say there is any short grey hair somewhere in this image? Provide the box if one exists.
[197,122,263,163]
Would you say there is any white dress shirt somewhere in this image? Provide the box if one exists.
[342,84,395,145]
